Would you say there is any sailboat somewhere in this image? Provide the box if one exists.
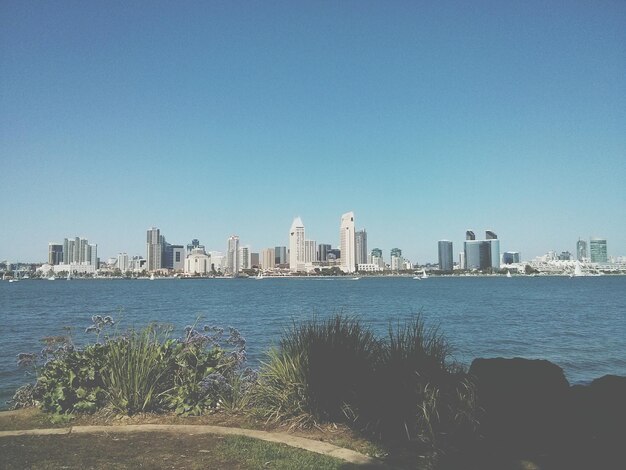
[255,271,264,280]
[150,273,155,280]
[66,272,71,281]
[506,270,512,278]
[421,269,429,280]
[571,261,584,278]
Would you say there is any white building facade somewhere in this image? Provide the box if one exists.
[340,212,356,273]
[289,217,306,272]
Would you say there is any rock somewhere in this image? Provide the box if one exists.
[469,357,570,453]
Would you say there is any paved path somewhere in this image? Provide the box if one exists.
[0,423,387,468]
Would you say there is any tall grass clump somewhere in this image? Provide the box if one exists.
[103,325,172,414]
[368,316,477,447]
[254,315,380,427]
[254,314,477,450]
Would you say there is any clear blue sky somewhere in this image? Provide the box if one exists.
[1,1,625,263]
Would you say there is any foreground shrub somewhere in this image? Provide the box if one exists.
[254,315,380,427]
[13,318,249,416]
[368,317,477,446]
[254,314,477,449]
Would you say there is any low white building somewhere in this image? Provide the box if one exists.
[185,248,212,275]
[357,263,383,272]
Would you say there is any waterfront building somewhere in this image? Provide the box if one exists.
[459,252,466,269]
[88,244,98,268]
[289,217,306,272]
[146,227,162,271]
[117,253,129,272]
[48,243,63,265]
[187,239,206,253]
[185,248,211,275]
[370,248,383,261]
[317,244,331,262]
[340,212,356,273]
[274,246,287,266]
[60,237,97,267]
[261,248,275,270]
[438,240,453,272]
[390,248,403,271]
[327,248,341,260]
[238,246,250,270]
[304,240,316,263]
[576,239,587,261]
[589,238,608,263]
[250,252,259,268]
[355,229,368,266]
[227,235,240,276]
[171,245,185,271]
[463,230,500,270]
[209,251,225,272]
[502,251,520,264]
[357,263,383,272]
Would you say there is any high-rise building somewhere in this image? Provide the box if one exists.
[261,248,275,270]
[459,252,466,269]
[238,246,250,270]
[117,253,129,272]
[227,235,240,276]
[370,248,384,268]
[289,217,306,272]
[463,230,500,270]
[390,248,403,271]
[48,243,63,265]
[146,227,162,271]
[60,237,97,267]
[438,240,453,272]
[274,246,287,266]
[250,252,259,268]
[355,230,368,266]
[317,244,331,262]
[304,240,316,263]
[576,239,588,261]
[589,238,607,263]
[339,212,356,273]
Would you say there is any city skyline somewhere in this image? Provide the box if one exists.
[2,2,625,263]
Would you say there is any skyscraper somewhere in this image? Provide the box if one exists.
[289,217,306,272]
[274,246,287,266]
[261,248,275,270]
[317,244,331,262]
[146,227,162,271]
[576,239,587,261]
[227,235,240,276]
[438,240,453,272]
[117,253,129,272]
[304,240,316,263]
[589,238,607,263]
[355,229,368,266]
[48,243,63,265]
[463,229,500,270]
[339,212,356,273]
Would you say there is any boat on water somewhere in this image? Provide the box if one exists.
[420,269,429,280]
[570,261,584,278]
[506,270,512,278]
[47,275,56,281]
[66,273,71,281]
[150,273,155,280]
[255,272,264,280]
[351,276,361,280]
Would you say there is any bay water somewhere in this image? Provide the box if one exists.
[1,276,625,409]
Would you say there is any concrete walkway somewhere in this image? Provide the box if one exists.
[0,423,387,467]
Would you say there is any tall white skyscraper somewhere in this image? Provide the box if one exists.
[118,253,129,272]
[289,217,306,272]
[146,227,162,271]
[340,211,356,273]
[227,235,240,276]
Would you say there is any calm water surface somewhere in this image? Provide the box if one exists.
[1,276,625,408]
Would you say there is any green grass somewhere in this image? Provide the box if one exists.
[215,435,348,469]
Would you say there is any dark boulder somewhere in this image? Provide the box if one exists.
[469,357,570,454]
